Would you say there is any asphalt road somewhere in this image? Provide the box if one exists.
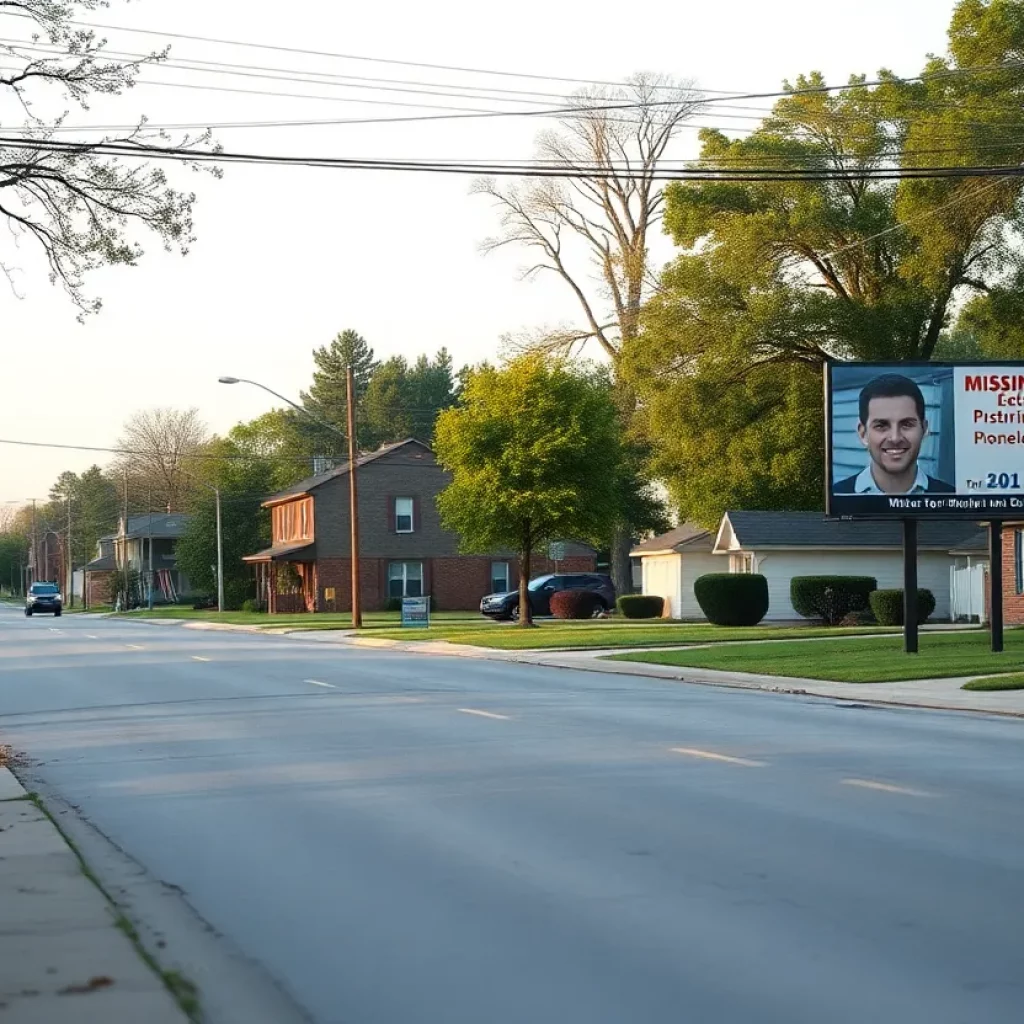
[2,604,1023,1024]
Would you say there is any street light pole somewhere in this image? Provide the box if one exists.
[219,375,361,626]
[215,486,225,614]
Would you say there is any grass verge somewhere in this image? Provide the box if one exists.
[609,630,1019,683]
[962,673,1024,691]
[25,791,201,1021]
[365,622,903,650]
[110,608,483,630]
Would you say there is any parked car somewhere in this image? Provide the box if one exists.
[25,582,62,617]
[480,573,616,620]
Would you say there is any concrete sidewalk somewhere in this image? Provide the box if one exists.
[0,766,191,1023]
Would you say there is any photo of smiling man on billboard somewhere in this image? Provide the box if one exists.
[834,373,955,495]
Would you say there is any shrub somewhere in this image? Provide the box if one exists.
[790,576,877,626]
[617,594,666,619]
[869,589,936,626]
[241,598,267,614]
[550,589,601,619]
[840,608,877,627]
[693,574,769,627]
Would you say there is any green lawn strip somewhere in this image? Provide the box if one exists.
[609,631,1020,683]
[962,673,1024,692]
[110,609,482,629]
[365,623,902,651]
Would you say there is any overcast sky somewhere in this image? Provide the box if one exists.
[0,0,954,504]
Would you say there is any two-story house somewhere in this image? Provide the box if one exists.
[243,438,596,613]
[81,513,191,607]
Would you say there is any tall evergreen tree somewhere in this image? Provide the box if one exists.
[300,330,378,450]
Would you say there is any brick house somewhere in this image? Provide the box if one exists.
[242,438,596,613]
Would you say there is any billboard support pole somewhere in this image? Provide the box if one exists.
[989,522,1004,654]
[903,519,919,654]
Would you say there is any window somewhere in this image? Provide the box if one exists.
[389,561,423,599]
[1016,531,1023,595]
[730,552,754,574]
[491,561,510,594]
[273,498,313,544]
[395,497,414,533]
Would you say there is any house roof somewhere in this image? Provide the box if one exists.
[82,554,117,573]
[263,438,433,507]
[630,523,713,557]
[717,511,986,552]
[242,542,316,563]
[100,514,191,541]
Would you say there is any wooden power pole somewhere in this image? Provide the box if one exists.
[346,366,362,628]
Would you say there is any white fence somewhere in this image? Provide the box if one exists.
[950,564,987,623]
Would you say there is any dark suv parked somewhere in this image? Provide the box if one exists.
[25,582,62,617]
[480,573,616,621]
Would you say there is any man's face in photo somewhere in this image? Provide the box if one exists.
[857,395,927,481]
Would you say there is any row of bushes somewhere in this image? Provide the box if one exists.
[691,573,935,628]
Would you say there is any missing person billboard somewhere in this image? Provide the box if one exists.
[826,362,1024,518]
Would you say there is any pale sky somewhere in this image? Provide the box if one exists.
[0,0,954,503]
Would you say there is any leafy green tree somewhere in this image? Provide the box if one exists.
[0,533,26,594]
[300,330,378,450]
[46,465,119,566]
[434,356,624,626]
[175,422,296,608]
[625,0,1024,525]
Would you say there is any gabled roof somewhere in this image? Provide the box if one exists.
[716,511,985,553]
[263,438,434,507]
[630,523,713,557]
[82,554,117,573]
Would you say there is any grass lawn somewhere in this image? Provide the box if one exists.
[107,608,485,630]
[962,673,1024,692]
[365,622,902,651]
[611,630,1011,683]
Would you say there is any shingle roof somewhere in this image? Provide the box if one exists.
[631,523,713,556]
[122,514,190,539]
[82,554,117,573]
[242,542,315,563]
[722,511,985,551]
[263,438,431,506]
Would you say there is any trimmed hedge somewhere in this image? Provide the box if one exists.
[550,589,602,620]
[790,576,877,626]
[869,588,936,626]
[617,594,666,619]
[693,573,770,627]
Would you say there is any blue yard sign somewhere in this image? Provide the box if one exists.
[401,596,430,628]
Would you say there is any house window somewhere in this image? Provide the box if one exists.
[389,561,423,599]
[395,497,414,533]
[274,498,313,544]
[491,561,510,594]
[730,552,754,574]
[1016,531,1023,595]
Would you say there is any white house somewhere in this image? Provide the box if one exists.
[629,524,721,620]
[714,512,986,621]
[633,512,987,622]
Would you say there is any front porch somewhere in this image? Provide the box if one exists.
[242,543,317,614]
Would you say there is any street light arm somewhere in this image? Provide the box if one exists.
[220,377,347,442]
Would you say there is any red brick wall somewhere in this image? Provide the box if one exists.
[85,571,113,607]
[1002,527,1024,625]
[285,552,598,614]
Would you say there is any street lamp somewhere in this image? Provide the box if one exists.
[219,373,362,627]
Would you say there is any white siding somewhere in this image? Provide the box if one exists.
[681,552,723,620]
[750,550,954,621]
[641,554,682,618]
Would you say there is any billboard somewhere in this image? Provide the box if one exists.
[826,362,1024,518]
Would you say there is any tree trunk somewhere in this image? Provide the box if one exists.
[519,539,534,628]
[610,523,633,601]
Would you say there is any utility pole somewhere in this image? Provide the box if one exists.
[30,499,37,585]
[66,492,73,608]
[215,486,225,614]
[147,493,154,610]
[122,468,130,610]
[347,365,362,628]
